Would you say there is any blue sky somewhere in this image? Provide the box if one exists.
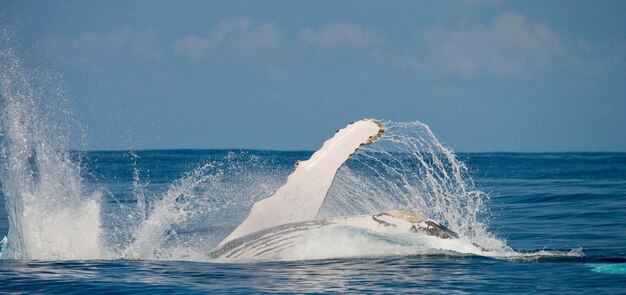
[2,0,625,151]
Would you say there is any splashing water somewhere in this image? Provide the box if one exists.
[0,41,258,260]
[320,121,508,251]
[0,36,103,260]
[116,151,290,261]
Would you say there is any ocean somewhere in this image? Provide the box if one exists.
[1,150,625,294]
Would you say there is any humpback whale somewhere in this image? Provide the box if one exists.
[211,119,474,261]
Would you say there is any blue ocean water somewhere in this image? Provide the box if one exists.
[1,151,625,293]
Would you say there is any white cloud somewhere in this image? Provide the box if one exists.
[298,23,383,49]
[418,12,566,78]
[236,22,281,54]
[173,18,281,63]
[45,28,162,61]
[172,35,212,64]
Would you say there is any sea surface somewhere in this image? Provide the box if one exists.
[1,151,625,294]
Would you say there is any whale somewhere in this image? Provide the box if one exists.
[210,119,474,261]
[209,210,465,260]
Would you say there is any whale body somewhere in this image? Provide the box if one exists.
[213,119,475,261]
[209,210,464,260]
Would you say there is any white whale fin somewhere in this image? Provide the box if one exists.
[219,119,385,246]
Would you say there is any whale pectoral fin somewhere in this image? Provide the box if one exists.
[219,119,385,246]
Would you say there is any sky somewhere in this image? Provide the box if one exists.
[1,0,625,152]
